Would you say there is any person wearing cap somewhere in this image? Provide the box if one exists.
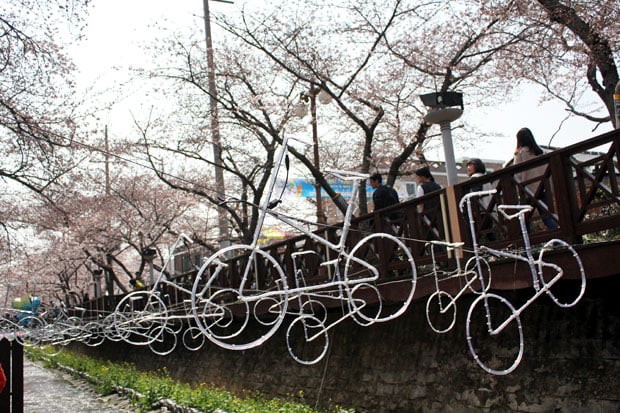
[368,172,399,213]
[130,274,146,290]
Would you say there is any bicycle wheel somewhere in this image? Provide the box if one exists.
[191,245,288,351]
[426,291,457,333]
[148,325,178,356]
[286,314,329,365]
[82,322,106,347]
[538,239,586,308]
[15,316,45,347]
[160,300,185,335]
[63,316,85,339]
[344,233,416,323]
[0,318,18,342]
[348,282,382,326]
[182,326,205,351]
[103,313,124,342]
[466,293,524,375]
[301,298,327,324]
[113,291,168,346]
[254,295,287,326]
[464,256,492,294]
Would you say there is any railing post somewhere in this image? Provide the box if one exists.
[498,173,522,240]
[550,152,580,244]
[446,186,464,246]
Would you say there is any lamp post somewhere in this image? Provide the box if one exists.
[142,248,158,286]
[420,91,464,186]
[296,87,332,224]
[202,0,233,247]
[92,269,102,298]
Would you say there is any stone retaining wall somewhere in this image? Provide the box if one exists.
[75,276,620,412]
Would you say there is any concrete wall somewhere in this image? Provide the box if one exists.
[76,276,620,412]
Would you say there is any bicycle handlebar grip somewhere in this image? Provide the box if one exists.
[497,204,533,220]
[459,189,497,211]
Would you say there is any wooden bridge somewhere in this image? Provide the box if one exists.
[84,129,620,316]
[238,128,620,306]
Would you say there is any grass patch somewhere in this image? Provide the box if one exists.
[26,346,353,413]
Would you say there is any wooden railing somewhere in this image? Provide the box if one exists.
[255,129,620,291]
[84,129,620,314]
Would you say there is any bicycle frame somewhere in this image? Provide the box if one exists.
[424,240,485,333]
[191,134,417,357]
[461,189,586,375]
[113,234,198,347]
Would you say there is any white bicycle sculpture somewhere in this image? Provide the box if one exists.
[424,240,492,334]
[113,234,196,354]
[460,190,586,375]
[284,169,416,364]
[191,133,417,362]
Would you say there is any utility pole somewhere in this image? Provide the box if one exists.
[103,125,114,296]
[104,125,110,195]
[309,87,327,225]
[202,0,232,246]
[297,86,331,225]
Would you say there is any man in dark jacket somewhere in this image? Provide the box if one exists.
[369,172,399,213]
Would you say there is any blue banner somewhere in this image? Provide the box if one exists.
[291,178,375,199]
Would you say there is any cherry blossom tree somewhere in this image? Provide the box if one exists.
[12,168,203,303]
[510,0,618,127]
[0,0,92,262]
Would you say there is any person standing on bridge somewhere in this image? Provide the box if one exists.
[369,172,400,219]
[414,166,443,248]
[414,166,441,214]
[513,127,558,230]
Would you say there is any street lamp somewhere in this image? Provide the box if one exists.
[420,91,464,186]
[296,87,332,224]
[92,269,102,298]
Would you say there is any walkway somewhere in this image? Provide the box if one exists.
[24,359,135,413]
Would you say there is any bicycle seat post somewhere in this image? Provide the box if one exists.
[249,135,292,249]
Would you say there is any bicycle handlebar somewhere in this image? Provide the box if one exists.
[324,168,369,181]
[497,204,533,220]
[459,189,497,212]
